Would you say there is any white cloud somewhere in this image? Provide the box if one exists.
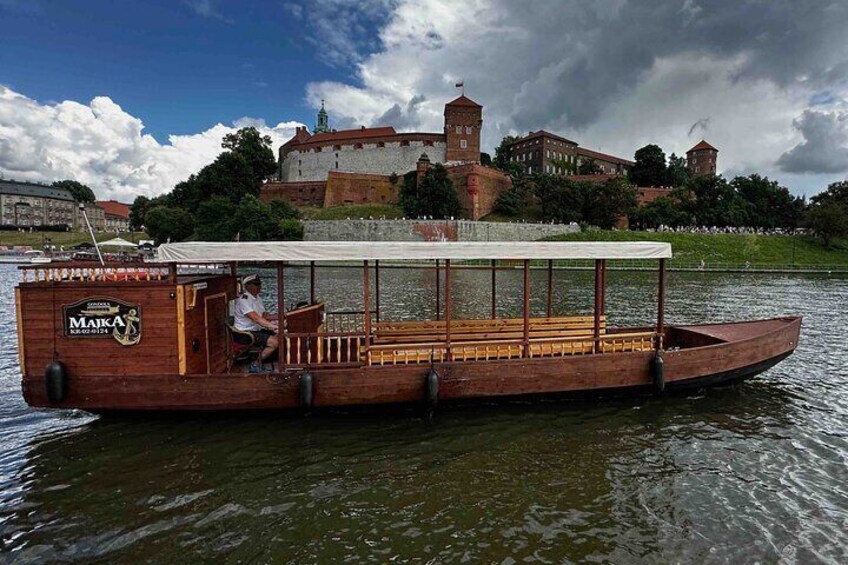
[304,0,848,196]
[0,86,303,202]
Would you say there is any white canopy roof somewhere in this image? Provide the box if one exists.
[156,241,671,262]
[99,237,137,248]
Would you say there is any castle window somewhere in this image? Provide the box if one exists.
[400,140,410,147]
[465,126,472,134]
[333,145,341,151]
[355,143,363,149]
[456,125,462,134]
[298,170,302,177]
[335,153,339,158]
[378,142,385,148]
[546,150,550,158]
[460,139,467,149]
[424,140,433,147]
[335,162,339,169]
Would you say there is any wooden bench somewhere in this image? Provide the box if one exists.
[372,315,606,345]
[365,330,656,366]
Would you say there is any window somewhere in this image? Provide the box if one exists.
[298,159,302,166]
[460,139,467,149]
[333,145,341,151]
[546,165,551,173]
[335,162,339,169]
[546,150,550,158]
[466,125,472,134]
[378,142,385,148]
[400,140,410,147]
[456,125,462,134]
[528,165,532,174]
[424,140,434,147]
[354,143,363,149]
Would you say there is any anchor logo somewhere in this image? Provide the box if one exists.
[113,308,141,346]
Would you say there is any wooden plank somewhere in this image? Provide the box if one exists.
[445,259,452,361]
[15,287,26,376]
[657,258,666,349]
[176,284,187,375]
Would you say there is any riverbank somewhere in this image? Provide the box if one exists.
[544,230,848,271]
[0,231,148,248]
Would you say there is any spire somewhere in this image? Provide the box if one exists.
[314,99,330,134]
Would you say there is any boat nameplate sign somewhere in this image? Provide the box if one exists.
[63,298,142,346]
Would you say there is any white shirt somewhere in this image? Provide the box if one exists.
[234,291,267,332]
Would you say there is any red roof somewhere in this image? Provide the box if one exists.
[303,126,397,144]
[687,140,718,153]
[445,95,481,108]
[507,130,578,147]
[96,200,130,218]
[576,147,634,166]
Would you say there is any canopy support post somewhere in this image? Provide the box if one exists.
[491,259,497,319]
[523,259,530,358]
[445,259,452,361]
[363,260,371,365]
[277,262,285,368]
[435,259,441,321]
[593,259,603,354]
[656,258,666,350]
[375,259,380,323]
[547,259,553,318]
[309,261,316,304]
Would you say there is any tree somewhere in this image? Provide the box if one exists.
[804,202,848,248]
[480,152,492,166]
[231,195,282,241]
[144,206,194,243]
[195,195,238,241]
[493,135,519,171]
[494,186,526,216]
[278,218,304,240]
[811,180,848,209]
[585,177,637,229]
[630,144,667,187]
[632,196,691,228]
[222,127,277,181]
[268,199,299,221]
[399,164,462,219]
[731,174,805,230]
[53,180,95,203]
[682,174,749,227]
[129,195,150,231]
[577,157,602,175]
[665,153,689,188]
[533,176,590,224]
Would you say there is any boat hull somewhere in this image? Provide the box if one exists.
[21,317,801,412]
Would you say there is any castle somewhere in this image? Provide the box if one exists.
[277,95,483,182]
[263,95,512,220]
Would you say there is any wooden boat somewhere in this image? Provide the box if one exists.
[14,241,801,412]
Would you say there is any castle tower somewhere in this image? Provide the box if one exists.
[444,95,482,163]
[314,100,330,134]
[686,140,718,176]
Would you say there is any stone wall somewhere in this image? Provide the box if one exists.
[261,180,326,207]
[304,219,579,242]
[280,139,446,182]
[447,164,512,220]
[323,172,402,207]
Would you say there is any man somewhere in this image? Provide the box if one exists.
[233,274,279,372]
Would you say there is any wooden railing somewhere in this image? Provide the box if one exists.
[281,330,657,367]
[366,331,658,366]
[283,332,366,366]
[324,310,376,333]
[20,262,172,283]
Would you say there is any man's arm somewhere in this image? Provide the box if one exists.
[263,312,279,321]
[247,311,278,331]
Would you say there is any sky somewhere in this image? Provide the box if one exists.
[1,0,847,202]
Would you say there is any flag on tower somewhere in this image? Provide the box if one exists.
[455,81,464,88]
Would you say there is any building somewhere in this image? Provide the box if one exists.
[0,179,76,228]
[277,95,483,183]
[504,130,634,176]
[264,95,511,220]
[686,140,718,176]
[96,200,131,232]
[75,202,105,232]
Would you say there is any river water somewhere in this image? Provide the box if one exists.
[1,263,847,563]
